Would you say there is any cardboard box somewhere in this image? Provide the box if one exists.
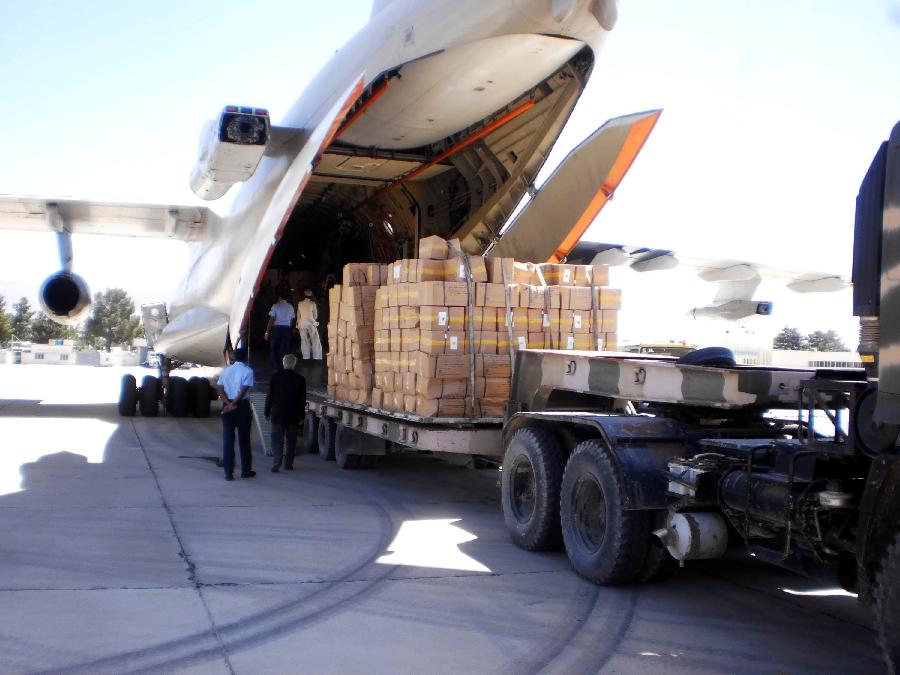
[420,306,449,331]
[468,399,506,417]
[387,306,399,330]
[399,305,418,329]
[520,285,561,309]
[476,354,512,378]
[389,330,401,352]
[471,306,496,332]
[562,286,592,310]
[419,330,447,355]
[375,287,389,309]
[387,285,399,307]
[447,307,465,330]
[598,288,622,310]
[511,332,529,351]
[351,342,373,360]
[404,394,418,414]
[416,377,467,399]
[445,282,469,307]
[443,256,488,282]
[589,309,618,332]
[402,371,417,396]
[391,391,405,411]
[418,234,449,260]
[445,331,466,353]
[475,282,507,308]
[371,388,384,408]
[342,262,384,286]
[472,331,498,354]
[419,281,446,306]
[527,332,546,349]
[414,352,469,379]
[513,261,535,285]
[400,328,419,352]
[560,333,593,351]
[411,258,445,282]
[575,264,609,287]
[497,332,509,353]
[562,309,591,334]
[485,256,514,284]
[341,285,378,307]
[416,397,466,418]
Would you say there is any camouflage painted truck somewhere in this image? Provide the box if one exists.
[307,121,900,670]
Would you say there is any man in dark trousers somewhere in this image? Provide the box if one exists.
[216,348,256,481]
[265,353,306,472]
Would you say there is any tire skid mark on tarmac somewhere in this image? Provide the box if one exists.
[49,422,411,675]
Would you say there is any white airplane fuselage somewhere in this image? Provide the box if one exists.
[156,0,613,365]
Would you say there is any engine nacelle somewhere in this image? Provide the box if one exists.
[39,271,91,326]
[190,106,270,201]
[691,299,773,321]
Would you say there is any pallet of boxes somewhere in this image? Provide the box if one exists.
[326,235,621,419]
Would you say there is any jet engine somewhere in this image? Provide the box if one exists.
[39,271,91,326]
[691,299,773,321]
[190,106,270,201]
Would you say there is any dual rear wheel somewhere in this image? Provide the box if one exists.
[118,374,213,418]
[501,428,676,585]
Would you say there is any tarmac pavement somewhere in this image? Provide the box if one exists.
[0,365,886,673]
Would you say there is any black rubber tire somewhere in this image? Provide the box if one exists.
[501,427,566,551]
[139,375,160,417]
[317,416,337,461]
[560,439,649,584]
[304,411,320,454]
[166,376,189,417]
[875,531,900,674]
[188,377,212,418]
[677,346,735,368]
[334,424,362,470]
[118,374,137,417]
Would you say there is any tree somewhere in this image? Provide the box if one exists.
[773,326,808,351]
[83,289,142,352]
[806,329,849,352]
[30,313,78,345]
[10,296,34,342]
[0,295,12,347]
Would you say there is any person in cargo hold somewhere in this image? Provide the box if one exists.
[297,288,323,360]
[216,348,255,481]
[264,353,306,472]
[264,290,295,371]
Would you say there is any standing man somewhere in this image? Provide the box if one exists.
[296,288,323,360]
[264,353,307,472]
[216,348,256,481]
[265,290,295,371]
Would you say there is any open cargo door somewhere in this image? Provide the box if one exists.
[488,109,661,263]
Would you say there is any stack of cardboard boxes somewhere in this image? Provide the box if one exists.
[327,235,621,418]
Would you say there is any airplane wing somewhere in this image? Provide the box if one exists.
[0,196,211,241]
[566,240,849,320]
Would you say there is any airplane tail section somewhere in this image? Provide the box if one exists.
[370,0,397,18]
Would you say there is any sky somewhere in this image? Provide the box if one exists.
[1,0,899,350]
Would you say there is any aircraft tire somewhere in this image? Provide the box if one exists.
[501,427,565,551]
[139,376,160,417]
[676,346,735,368]
[118,374,137,417]
[317,416,336,461]
[189,377,211,418]
[166,376,189,417]
[560,439,649,585]
[875,531,900,674]
[303,411,319,454]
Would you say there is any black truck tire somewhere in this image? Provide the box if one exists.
[139,375,160,417]
[189,377,212,418]
[334,424,362,470]
[118,374,137,417]
[501,427,565,551]
[304,411,319,454]
[875,531,900,674]
[318,416,337,461]
[560,439,649,584]
[166,376,189,417]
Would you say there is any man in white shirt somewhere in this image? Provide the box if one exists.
[265,290,296,371]
[216,348,256,480]
[296,289,323,360]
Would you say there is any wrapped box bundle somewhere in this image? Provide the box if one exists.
[330,235,622,417]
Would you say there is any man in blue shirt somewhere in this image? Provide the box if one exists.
[216,348,256,481]
[264,290,296,371]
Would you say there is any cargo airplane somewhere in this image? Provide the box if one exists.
[0,0,844,410]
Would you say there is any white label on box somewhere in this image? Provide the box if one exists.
[438,311,448,327]
[567,336,575,350]
[449,335,459,351]
[459,263,465,279]
[563,269,571,283]
[542,313,550,328]
[517,336,527,350]
[393,264,401,280]
[573,314,582,330]
[597,338,603,351]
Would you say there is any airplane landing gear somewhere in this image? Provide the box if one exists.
[116,357,214,418]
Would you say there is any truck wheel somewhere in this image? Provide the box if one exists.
[304,411,319,454]
[501,427,565,551]
[334,424,362,470]
[166,376,189,417]
[318,417,336,461]
[189,377,211,418]
[875,532,900,674]
[118,374,137,417]
[139,375,160,417]
[560,439,649,584]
